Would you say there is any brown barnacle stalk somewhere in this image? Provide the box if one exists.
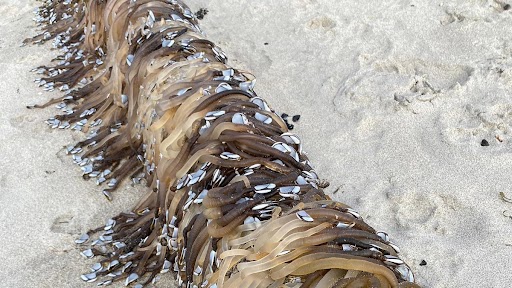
[27,0,421,287]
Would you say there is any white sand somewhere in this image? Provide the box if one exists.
[1,0,512,287]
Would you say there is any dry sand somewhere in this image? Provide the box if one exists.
[1,0,512,287]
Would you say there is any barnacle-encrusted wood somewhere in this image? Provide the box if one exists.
[28,0,420,287]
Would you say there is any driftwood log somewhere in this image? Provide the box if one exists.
[26,0,420,287]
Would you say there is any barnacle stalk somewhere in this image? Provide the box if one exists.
[27,0,420,287]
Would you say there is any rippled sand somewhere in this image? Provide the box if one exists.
[1,0,512,287]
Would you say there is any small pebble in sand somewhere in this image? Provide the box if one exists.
[419,260,427,266]
[504,4,511,10]
[195,8,208,20]
[280,113,297,130]
[481,139,489,146]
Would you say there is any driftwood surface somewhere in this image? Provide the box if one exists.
[21,0,421,287]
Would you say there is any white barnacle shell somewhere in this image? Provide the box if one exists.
[383,255,405,266]
[296,175,308,185]
[205,110,225,121]
[194,266,202,276]
[161,260,171,273]
[296,210,314,222]
[194,189,208,204]
[377,231,390,242]
[281,132,301,145]
[80,272,97,282]
[212,169,221,181]
[252,203,270,210]
[272,142,292,153]
[188,169,205,186]
[388,241,401,253]
[302,170,318,180]
[240,79,257,92]
[104,218,116,230]
[80,249,94,259]
[212,46,227,62]
[223,68,234,77]
[177,87,191,96]
[215,82,232,93]
[81,164,93,174]
[90,263,102,272]
[147,10,155,27]
[107,178,117,188]
[126,54,134,66]
[255,112,272,124]
[176,174,188,190]
[232,113,249,125]
[336,222,355,229]
[125,273,139,286]
[220,152,241,161]
[162,39,174,48]
[183,8,193,18]
[395,264,414,282]
[254,183,276,194]
[279,186,301,194]
[250,97,270,111]
[75,233,89,244]
[102,190,112,201]
[199,120,211,135]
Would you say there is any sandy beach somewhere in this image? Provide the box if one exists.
[1,0,512,287]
